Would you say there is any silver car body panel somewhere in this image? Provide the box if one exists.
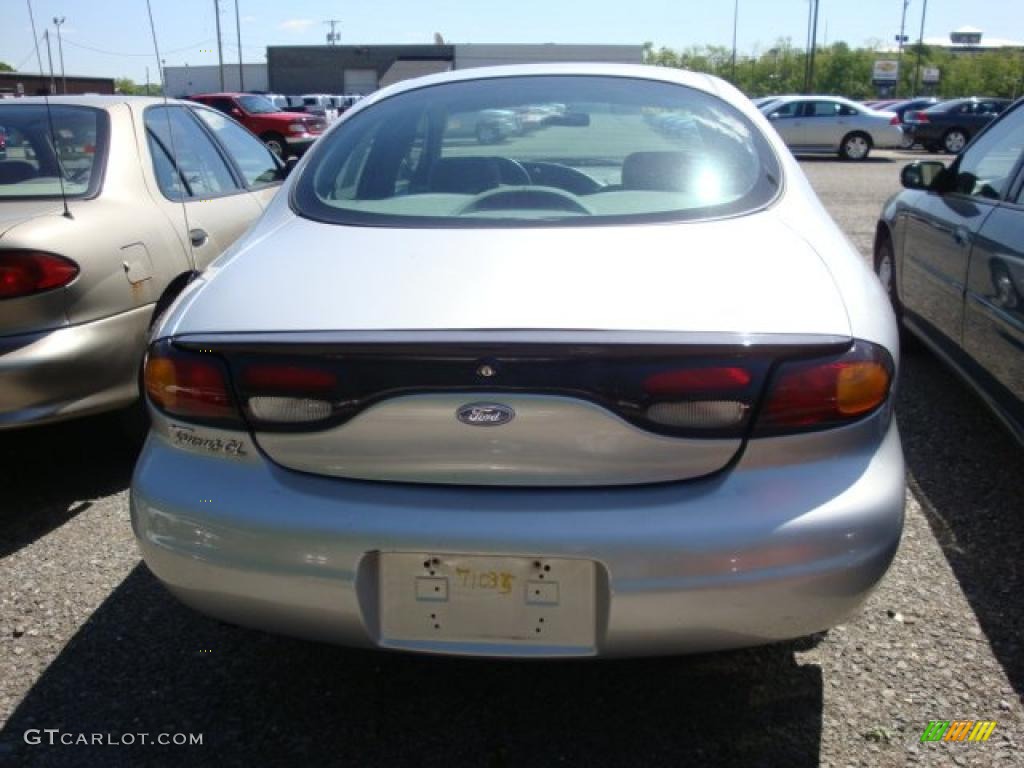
[253,392,741,485]
[131,407,904,657]
[161,212,851,338]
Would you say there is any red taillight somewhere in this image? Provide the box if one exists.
[242,364,337,393]
[0,250,79,300]
[643,366,752,396]
[754,342,893,434]
[144,342,242,425]
[912,112,928,123]
[890,115,901,125]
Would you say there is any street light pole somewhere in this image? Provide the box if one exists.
[730,0,739,82]
[913,0,928,95]
[53,16,66,93]
[896,0,910,96]
[44,29,56,94]
[213,0,225,91]
[807,0,821,94]
[234,0,244,91]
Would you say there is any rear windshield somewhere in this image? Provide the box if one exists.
[0,105,107,199]
[293,75,781,227]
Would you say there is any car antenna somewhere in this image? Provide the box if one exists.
[145,0,197,272]
[26,0,72,219]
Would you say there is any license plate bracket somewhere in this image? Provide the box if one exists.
[379,552,597,651]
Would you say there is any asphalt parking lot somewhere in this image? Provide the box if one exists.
[1,149,1022,768]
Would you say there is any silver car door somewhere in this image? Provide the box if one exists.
[804,100,842,149]
[765,100,804,148]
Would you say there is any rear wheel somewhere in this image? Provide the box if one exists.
[943,128,968,154]
[839,132,871,161]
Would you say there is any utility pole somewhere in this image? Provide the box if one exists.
[803,0,814,93]
[44,29,56,94]
[895,0,910,96]
[730,0,739,83]
[234,0,244,91]
[214,0,225,91]
[807,0,821,94]
[913,0,928,95]
[53,16,66,93]
[325,19,342,46]
[145,65,150,96]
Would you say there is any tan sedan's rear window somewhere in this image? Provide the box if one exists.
[0,105,106,199]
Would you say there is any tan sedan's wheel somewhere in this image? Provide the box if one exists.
[840,132,871,161]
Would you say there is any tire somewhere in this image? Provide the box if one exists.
[261,132,287,159]
[899,131,915,150]
[839,132,871,161]
[874,233,918,353]
[942,128,968,154]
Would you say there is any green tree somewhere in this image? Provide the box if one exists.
[0,61,15,72]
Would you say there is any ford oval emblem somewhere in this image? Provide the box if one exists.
[456,402,515,427]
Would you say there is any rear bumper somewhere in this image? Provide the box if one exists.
[871,125,905,149]
[0,306,150,429]
[131,414,905,658]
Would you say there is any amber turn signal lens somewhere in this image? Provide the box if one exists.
[836,362,890,415]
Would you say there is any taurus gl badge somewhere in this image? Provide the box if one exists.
[456,402,515,427]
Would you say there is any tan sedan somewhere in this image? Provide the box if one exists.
[0,96,284,429]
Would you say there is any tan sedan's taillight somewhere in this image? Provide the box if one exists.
[0,250,79,299]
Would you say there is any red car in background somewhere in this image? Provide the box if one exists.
[190,92,326,158]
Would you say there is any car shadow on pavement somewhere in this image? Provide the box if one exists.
[0,563,824,768]
[796,156,895,164]
[0,413,141,558]
[897,350,1024,700]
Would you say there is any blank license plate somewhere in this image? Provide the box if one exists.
[379,553,597,651]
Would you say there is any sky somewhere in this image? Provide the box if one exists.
[2,0,1021,84]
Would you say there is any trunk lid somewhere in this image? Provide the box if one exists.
[171,210,852,486]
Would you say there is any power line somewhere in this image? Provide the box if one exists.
[60,36,214,57]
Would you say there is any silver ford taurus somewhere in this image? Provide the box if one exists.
[131,64,905,658]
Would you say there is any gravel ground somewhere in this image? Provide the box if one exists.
[1,149,1022,767]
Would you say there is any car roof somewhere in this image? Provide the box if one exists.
[2,94,193,109]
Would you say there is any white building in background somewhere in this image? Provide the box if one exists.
[878,27,1024,54]
[163,63,268,97]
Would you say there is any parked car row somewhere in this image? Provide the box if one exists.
[187,92,328,158]
[753,93,1012,157]
[262,92,364,123]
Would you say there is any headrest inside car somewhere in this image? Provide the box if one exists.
[621,151,700,192]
